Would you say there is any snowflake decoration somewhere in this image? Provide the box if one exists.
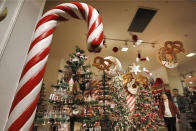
[129,63,141,75]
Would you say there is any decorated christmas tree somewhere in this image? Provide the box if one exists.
[47,46,103,131]
[109,74,132,131]
[131,84,159,131]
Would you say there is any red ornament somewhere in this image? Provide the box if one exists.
[153,78,163,87]
[112,47,118,52]
[132,34,138,42]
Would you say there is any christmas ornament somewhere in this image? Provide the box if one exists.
[122,72,133,85]
[132,34,138,42]
[112,47,119,53]
[5,3,104,130]
[76,52,81,56]
[92,56,115,71]
[104,56,122,77]
[136,74,148,85]
[68,77,74,91]
[127,79,138,95]
[126,94,136,112]
[153,78,163,87]
[129,63,141,75]
[158,41,185,68]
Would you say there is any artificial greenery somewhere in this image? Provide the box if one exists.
[131,84,159,131]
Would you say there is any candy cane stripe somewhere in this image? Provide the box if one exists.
[8,94,40,131]
[6,2,103,130]
[9,64,46,115]
[28,28,55,53]
[20,46,50,80]
[7,81,42,130]
[36,14,66,30]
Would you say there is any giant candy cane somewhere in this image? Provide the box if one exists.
[5,2,103,131]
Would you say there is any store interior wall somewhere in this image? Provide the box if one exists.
[0,0,46,130]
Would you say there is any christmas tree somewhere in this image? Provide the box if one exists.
[109,74,132,131]
[47,46,103,131]
[131,84,159,131]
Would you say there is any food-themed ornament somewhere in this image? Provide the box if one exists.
[92,56,114,71]
[158,41,185,68]
[122,72,134,85]
[104,56,122,77]
[136,74,148,85]
[127,79,138,95]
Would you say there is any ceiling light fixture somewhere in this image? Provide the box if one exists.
[135,39,143,46]
[121,47,128,52]
[186,53,195,57]
[121,41,129,52]
[189,81,193,84]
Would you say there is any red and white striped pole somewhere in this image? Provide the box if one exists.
[5,2,103,131]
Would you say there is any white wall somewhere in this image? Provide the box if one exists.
[0,0,46,130]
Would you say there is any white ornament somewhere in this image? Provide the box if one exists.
[72,57,79,62]
[129,63,141,75]
[69,78,74,91]
[127,79,138,95]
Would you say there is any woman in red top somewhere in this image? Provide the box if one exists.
[159,93,180,131]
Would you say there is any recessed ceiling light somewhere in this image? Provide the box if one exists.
[189,81,193,84]
[121,47,128,52]
[136,40,143,46]
[186,53,195,57]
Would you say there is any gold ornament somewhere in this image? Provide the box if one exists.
[122,72,133,85]
[92,56,115,71]
[135,74,148,85]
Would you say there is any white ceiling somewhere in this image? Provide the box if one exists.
[42,0,196,87]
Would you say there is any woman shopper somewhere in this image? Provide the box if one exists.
[159,93,180,131]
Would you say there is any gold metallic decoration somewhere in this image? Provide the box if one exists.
[122,72,133,85]
[0,7,8,22]
[135,74,148,85]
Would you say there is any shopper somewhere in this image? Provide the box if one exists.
[159,93,180,131]
[172,88,189,131]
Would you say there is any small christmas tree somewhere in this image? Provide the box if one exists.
[131,84,159,131]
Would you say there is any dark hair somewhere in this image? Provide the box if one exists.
[172,88,178,91]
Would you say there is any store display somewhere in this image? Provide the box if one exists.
[5,2,104,130]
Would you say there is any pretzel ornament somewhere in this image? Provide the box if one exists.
[136,74,148,85]
[122,72,134,85]
[158,41,185,68]
[164,41,185,54]
[92,56,115,71]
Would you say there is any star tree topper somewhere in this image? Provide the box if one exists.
[129,63,141,75]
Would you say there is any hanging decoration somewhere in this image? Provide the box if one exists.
[112,47,119,53]
[104,56,122,77]
[92,56,115,71]
[136,51,150,62]
[129,63,141,75]
[158,41,185,68]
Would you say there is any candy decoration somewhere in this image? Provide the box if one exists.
[104,56,122,77]
[126,94,136,112]
[5,2,103,130]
